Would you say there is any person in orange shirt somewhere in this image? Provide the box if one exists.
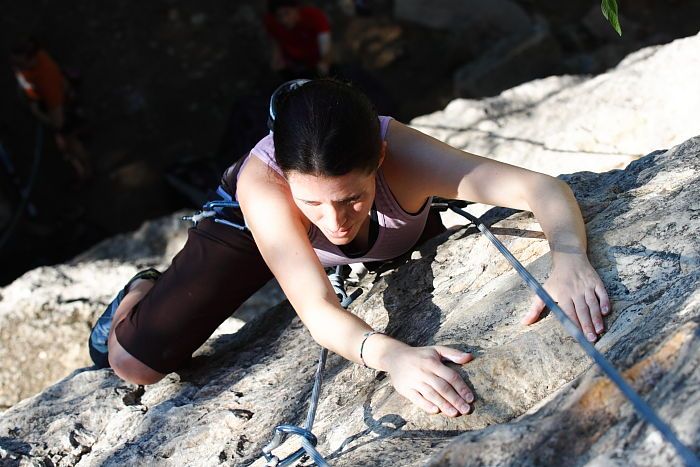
[10,37,90,184]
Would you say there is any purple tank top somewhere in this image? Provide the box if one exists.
[238,116,432,267]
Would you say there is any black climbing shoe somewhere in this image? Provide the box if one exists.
[88,268,161,369]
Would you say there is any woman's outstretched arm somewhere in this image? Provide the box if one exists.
[384,121,611,342]
[237,156,474,417]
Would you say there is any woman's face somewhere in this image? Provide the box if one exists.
[286,169,376,245]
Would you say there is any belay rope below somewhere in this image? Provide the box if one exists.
[441,201,700,467]
[260,265,358,467]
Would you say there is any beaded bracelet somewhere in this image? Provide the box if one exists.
[360,331,384,368]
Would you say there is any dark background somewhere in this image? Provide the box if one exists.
[1,0,698,285]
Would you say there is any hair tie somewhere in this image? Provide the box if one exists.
[267,79,311,132]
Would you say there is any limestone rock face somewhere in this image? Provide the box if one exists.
[0,212,284,410]
[422,32,700,176]
[0,213,185,411]
[1,133,699,465]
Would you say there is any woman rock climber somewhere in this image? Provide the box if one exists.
[89,79,610,418]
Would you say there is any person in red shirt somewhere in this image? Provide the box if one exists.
[264,0,333,79]
[10,37,91,184]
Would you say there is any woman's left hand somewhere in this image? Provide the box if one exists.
[522,253,610,342]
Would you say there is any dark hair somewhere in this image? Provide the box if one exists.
[267,0,300,13]
[273,79,381,177]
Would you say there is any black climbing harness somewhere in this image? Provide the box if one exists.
[437,201,700,467]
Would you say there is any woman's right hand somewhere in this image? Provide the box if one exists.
[382,344,475,417]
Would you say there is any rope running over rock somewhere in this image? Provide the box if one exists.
[261,265,360,467]
[444,201,700,467]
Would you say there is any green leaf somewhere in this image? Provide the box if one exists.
[601,0,622,36]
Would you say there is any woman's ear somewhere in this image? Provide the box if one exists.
[377,141,388,169]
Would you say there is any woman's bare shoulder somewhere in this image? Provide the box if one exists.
[237,155,310,230]
[237,155,288,197]
[381,120,436,212]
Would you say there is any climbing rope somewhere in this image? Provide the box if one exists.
[0,124,44,252]
[261,265,361,467]
[440,201,700,467]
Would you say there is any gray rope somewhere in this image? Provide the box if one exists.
[262,265,358,467]
[263,425,325,467]
[328,265,357,308]
[299,436,327,467]
[447,202,699,467]
[304,348,328,432]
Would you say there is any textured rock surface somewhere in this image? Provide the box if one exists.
[418,32,700,176]
[0,212,284,410]
[1,134,699,465]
